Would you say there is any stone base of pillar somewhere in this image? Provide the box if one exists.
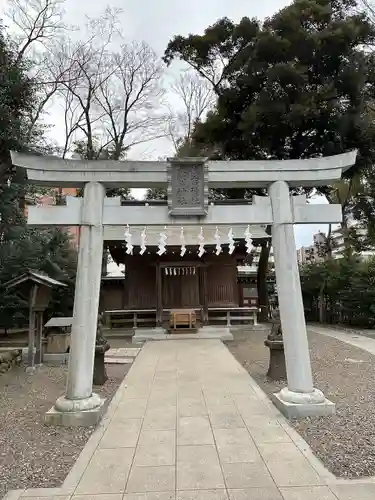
[44,393,106,427]
[271,388,335,419]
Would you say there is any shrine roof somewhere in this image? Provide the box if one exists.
[44,316,73,328]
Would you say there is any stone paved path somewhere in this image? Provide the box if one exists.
[309,325,375,356]
[5,339,375,500]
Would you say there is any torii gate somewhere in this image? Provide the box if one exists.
[11,151,357,425]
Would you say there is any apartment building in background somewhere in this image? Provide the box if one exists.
[296,242,321,265]
[252,245,275,268]
[297,222,374,265]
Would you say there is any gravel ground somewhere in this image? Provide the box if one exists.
[229,327,375,478]
[0,362,130,498]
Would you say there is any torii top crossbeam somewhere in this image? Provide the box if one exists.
[11,151,357,188]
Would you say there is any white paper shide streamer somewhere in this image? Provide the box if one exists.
[124,224,133,255]
[244,225,253,254]
[140,227,147,255]
[197,227,205,258]
[180,227,186,257]
[157,226,167,256]
[214,227,222,256]
[228,228,235,254]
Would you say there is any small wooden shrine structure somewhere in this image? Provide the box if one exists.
[5,270,66,368]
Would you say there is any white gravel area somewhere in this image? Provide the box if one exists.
[0,362,129,498]
[229,327,375,478]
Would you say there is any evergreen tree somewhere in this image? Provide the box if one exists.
[164,0,375,320]
[0,26,76,332]
[145,188,167,201]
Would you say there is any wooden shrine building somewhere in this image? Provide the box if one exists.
[103,219,269,330]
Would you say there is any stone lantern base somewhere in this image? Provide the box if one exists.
[264,338,286,381]
[93,342,110,386]
[264,311,287,382]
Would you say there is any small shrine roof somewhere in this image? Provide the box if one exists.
[5,270,67,290]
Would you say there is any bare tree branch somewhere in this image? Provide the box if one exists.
[4,0,76,144]
[5,2,167,159]
[95,41,167,159]
[6,0,67,62]
[48,8,166,160]
[166,71,215,153]
[51,7,122,159]
[359,0,375,23]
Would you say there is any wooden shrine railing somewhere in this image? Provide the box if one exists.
[104,309,156,329]
[104,306,259,329]
[207,307,259,326]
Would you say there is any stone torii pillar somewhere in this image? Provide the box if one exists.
[269,181,328,417]
[54,182,106,424]
[11,150,357,423]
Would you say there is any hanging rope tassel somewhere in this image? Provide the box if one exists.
[198,227,205,258]
[140,227,147,255]
[124,224,133,255]
[245,225,253,254]
[157,226,167,256]
[180,226,186,257]
[214,226,222,256]
[228,228,235,254]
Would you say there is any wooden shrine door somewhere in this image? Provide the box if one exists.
[162,266,200,309]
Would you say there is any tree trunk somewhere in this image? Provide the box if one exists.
[257,241,270,322]
[102,247,108,277]
[318,285,325,323]
[341,215,352,257]
[55,187,63,205]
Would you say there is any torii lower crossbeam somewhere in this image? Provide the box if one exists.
[28,194,342,227]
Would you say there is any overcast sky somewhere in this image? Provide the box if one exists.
[6,0,330,249]
[61,0,291,52]
[63,0,329,249]
[52,0,293,162]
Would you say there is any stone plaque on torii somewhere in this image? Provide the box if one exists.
[11,150,357,425]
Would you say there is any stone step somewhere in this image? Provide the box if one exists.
[106,348,140,358]
[105,357,134,364]
[133,326,233,344]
